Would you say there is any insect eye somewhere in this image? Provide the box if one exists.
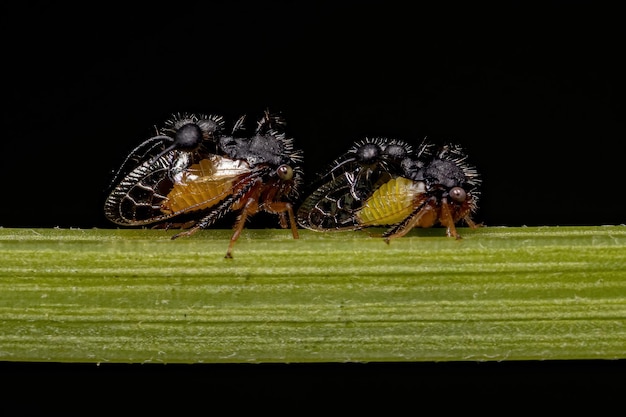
[449,186,467,203]
[276,164,294,180]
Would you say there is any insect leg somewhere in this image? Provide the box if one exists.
[439,198,462,239]
[170,192,240,240]
[277,212,289,229]
[382,200,434,244]
[225,198,259,259]
[263,201,300,240]
[463,215,481,229]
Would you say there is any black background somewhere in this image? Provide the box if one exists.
[1,1,624,229]
[1,1,624,410]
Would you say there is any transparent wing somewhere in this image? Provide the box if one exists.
[105,136,174,194]
[104,150,182,225]
[296,158,396,231]
[104,151,252,226]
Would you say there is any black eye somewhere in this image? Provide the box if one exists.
[277,164,293,180]
[449,186,466,202]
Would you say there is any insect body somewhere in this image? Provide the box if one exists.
[104,111,303,258]
[296,137,420,230]
[356,176,426,226]
[296,138,480,242]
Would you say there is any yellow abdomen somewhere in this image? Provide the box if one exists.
[356,177,425,226]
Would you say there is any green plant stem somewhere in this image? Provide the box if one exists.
[1,225,625,364]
